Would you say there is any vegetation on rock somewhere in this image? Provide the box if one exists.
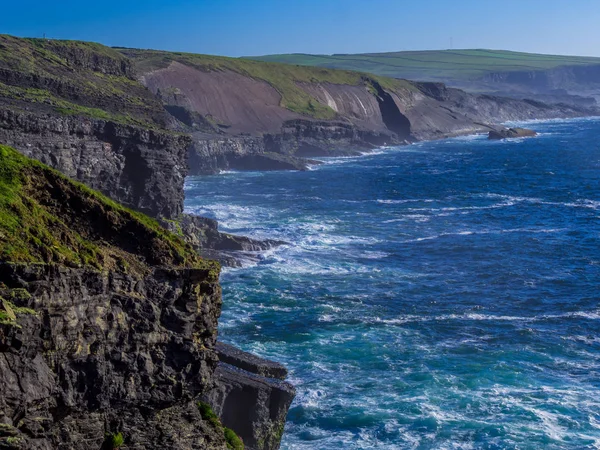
[197,402,245,449]
[224,427,244,450]
[104,432,124,449]
[0,35,169,128]
[0,144,217,275]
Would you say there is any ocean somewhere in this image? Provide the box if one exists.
[184,118,600,449]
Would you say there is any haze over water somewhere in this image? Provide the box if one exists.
[185,118,600,449]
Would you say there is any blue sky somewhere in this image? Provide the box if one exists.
[2,0,600,57]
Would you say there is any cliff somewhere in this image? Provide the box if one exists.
[0,35,597,449]
[0,144,229,448]
[0,35,188,219]
[120,48,594,174]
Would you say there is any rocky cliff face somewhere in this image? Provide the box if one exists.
[479,64,600,99]
[0,35,598,450]
[0,109,190,219]
[0,145,236,449]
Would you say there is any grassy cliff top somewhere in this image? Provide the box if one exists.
[0,145,217,276]
[249,49,600,82]
[119,48,417,119]
[0,35,169,128]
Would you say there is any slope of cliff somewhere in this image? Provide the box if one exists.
[0,144,237,449]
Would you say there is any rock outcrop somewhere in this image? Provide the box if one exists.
[162,214,287,267]
[0,109,190,219]
[488,127,537,140]
[0,36,190,220]
[204,344,296,450]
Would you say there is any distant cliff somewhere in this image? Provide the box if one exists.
[249,49,600,108]
[120,48,593,175]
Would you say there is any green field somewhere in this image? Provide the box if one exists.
[249,49,600,82]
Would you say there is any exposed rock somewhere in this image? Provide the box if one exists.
[0,146,232,449]
[488,127,538,140]
[162,214,288,267]
[228,152,317,172]
[0,109,191,219]
[204,363,296,450]
[216,342,288,380]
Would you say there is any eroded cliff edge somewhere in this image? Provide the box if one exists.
[0,145,228,448]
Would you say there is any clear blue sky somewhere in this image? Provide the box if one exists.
[2,0,600,57]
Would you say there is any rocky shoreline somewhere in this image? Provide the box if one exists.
[0,34,598,450]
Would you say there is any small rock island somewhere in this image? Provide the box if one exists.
[488,127,538,140]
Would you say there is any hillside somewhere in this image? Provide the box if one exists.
[249,49,600,105]
[0,35,170,128]
[119,47,416,121]
[0,144,204,270]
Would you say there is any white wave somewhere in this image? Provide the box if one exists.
[398,227,564,244]
[377,198,436,204]
[375,309,600,326]
[504,116,600,127]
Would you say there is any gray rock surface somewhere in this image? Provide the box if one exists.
[0,109,190,219]
[216,342,289,380]
[0,262,226,449]
[162,214,287,267]
[204,362,296,450]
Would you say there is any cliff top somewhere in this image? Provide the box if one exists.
[0,144,217,275]
[249,48,600,81]
[0,35,170,128]
[119,47,418,120]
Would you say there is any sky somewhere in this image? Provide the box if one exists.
[2,0,600,57]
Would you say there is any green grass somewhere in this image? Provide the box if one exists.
[0,82,154,127]
[197,402,244,449]
[0,297,36,327]
[248,49,600,82]
[120,48,416,119]
[224,427,244,450]
[104,432,124,449]
[0,145,217,276]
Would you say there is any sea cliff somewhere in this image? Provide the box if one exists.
[0,34,597,449]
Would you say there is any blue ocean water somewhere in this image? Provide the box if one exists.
[184,118,600,450]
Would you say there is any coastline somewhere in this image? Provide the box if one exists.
[187,116,600,448]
